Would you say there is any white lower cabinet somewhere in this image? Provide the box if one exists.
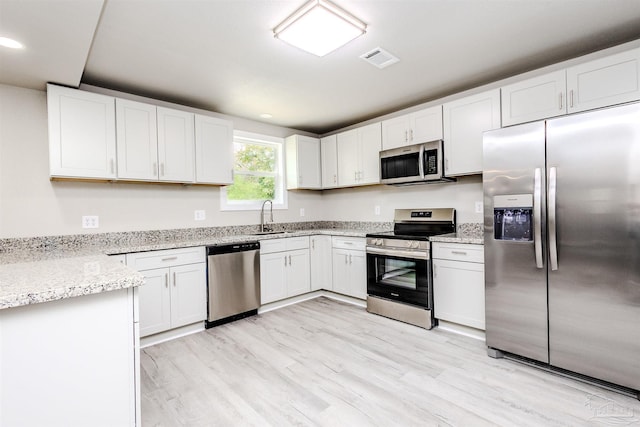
[310,235,333,291]
[126,247,206,337]
[331,237,366,299]
[0,288,138,426]
[260,237,311,304]
[432,242,485,330]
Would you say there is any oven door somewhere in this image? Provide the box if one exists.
[366,249,431,308]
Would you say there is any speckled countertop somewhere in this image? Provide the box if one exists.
[0,221,482,310]
[0,221,391,310]
[428,223,485,245]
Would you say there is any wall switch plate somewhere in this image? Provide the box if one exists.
[299,208,305,217]
[194,210,206,221]
[475,201,483,214]
[82,215,99,229]
[374,205,381,215]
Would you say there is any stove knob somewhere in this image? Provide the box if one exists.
[411,241,420,249]
[376,239,383,246]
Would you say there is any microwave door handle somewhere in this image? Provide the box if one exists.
[418,145,425,179]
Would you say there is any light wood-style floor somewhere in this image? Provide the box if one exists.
[141,297,640,426]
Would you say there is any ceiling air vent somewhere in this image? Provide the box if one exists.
[360,47,399,69]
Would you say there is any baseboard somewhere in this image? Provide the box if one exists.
[140,321,204,348]
[437,319,486,341]
[258,290,366,315]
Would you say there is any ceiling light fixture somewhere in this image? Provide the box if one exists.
[0,36,24,49]
[274,0,366,57]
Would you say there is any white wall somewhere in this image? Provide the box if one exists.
[0,84,483,239]
[320,176,483,224]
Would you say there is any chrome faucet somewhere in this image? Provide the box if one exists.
[260,199,274,232]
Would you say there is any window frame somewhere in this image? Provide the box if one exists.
[220,130,288,211]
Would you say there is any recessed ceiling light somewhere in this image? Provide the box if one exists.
[260,113,273,119]
[274,0,366,57]
[0,37,24,49]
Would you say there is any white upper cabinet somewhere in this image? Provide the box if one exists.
[337,122,382,187]
[47,84,117,179]
[501,70,567,126]
[382,105,443,150]
[156,107,195,183]
[285,135,322,189]
[117,100,196,182]
[194,114,233,184]
[116,98,158,181]
[321,135,338,189]
[443,89,501,176]
[567,48,640,113]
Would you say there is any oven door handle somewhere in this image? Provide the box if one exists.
[366,247,429,260]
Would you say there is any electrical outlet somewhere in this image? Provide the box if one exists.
[475,201,483,214]
[374,205,381,216]
[299,208,305,217]
[82,215,99,229]
[194,210,206,221]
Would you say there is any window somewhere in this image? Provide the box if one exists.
[221,131,287,210]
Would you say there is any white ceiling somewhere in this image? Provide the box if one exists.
[2,0,640,134]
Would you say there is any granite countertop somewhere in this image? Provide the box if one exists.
[428,223,484,245]
[0,224,390,310]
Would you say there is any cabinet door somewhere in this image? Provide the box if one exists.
[433,259,485,330]
[411,105,443,143]
[567,48,640,114]
[336,129,359,186]
[116,98,158,180]
[286,135,321,189]
[47,84,117,179]
[501,70,567,126]
[358,122,382,185]
[286,249,311,297]
[381,114,411,150]
[443,89,500,176]
[169,263,206,328]
[321,135,338,188]
[310,235,333,291]
[260,252,287,304]
[138,268,171,337]
[332,248,351,296]
[194,114,233,184]
[348,250,367,299]
[157,107,195,183]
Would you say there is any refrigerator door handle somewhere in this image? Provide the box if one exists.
[534,168,543,268]
[548,166,559,271]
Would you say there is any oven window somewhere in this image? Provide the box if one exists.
[375,257,418,289]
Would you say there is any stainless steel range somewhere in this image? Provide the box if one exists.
[366,208,456,329]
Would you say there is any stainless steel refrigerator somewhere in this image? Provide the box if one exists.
[483,102,640,392]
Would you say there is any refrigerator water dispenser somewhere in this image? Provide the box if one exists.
[493,194,533,241]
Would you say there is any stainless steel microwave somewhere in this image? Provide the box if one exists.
[379,140,454,185]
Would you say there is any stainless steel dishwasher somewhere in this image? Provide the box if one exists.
[206,242,260,328]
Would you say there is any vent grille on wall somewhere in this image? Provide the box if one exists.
[360,47,399,69]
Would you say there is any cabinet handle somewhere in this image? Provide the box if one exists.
[349,254,352,265]
[409,129,414,141]
[289,254,292,265]
[451,250,467,255]
[569,90,574,108]
[345,254,348,264]
[284,256,287,267]
[404,130,408,142]
[312,240,315,250]
[559,93,563,110]
[110,159,115,174]
[299,175,303,185]
[433,264,437,278]
[161,256,178,261]
[165,273,169,288]
[333,174,337,184]
[153,162,158,176]
[445,158,449,172]
[173,272,176,286]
